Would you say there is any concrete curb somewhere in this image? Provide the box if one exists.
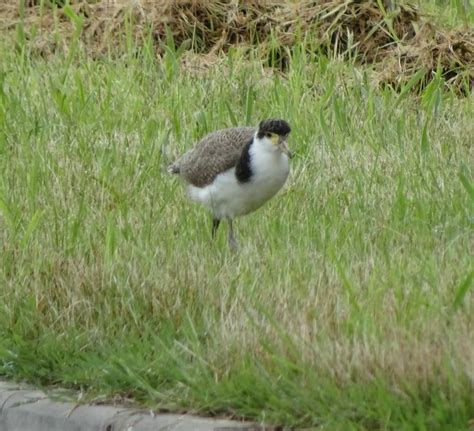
[0,380,262,431]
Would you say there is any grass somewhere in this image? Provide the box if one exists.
[1,8,474,430]
[416,0,474,27]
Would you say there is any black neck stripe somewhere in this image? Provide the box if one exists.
[235,138,253,183]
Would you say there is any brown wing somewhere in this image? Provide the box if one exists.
[170,127,255,187]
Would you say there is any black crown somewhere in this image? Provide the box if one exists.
[257,119,291,139]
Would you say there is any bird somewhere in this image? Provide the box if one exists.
[168,119,292,249]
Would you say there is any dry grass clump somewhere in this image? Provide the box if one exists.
[376,22,474,91]
[1,1,473,89]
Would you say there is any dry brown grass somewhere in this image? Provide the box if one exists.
[1,0,473,91]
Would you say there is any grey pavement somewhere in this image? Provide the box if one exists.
[0,380,264,431]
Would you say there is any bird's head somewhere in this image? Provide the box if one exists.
[256,119,292,158]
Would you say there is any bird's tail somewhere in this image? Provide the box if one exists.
[168,163,180,174]
[157,127,180,175]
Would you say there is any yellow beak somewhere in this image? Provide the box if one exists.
[278,136,292,159]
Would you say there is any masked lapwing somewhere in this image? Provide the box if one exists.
[169,119,292,249]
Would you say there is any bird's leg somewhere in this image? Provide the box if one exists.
[212,218,220,239]
[227,219,238,250]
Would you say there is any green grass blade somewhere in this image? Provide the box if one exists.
[452,271,473,311]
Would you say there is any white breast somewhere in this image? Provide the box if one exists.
[188,138,289,220]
